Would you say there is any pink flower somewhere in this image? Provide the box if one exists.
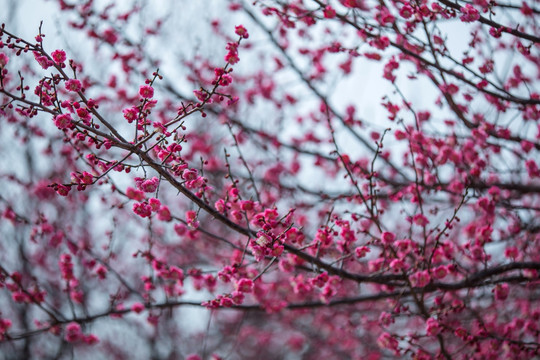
[0,53,8,67]
[493,283,509,301]
[455,327,468,340]
[409,270,431,288]
[343,0,368,10]
[389,259,405,273]
[64,322,82,343]
[83,334,99,345]
[76,107,91,122]
[33,51,52,69]
[249,242,267,262]
[65,79,82,92]
[489,26,503,38]
[174,223,187,236]
[460,4,480,22]
[433,265,448,280]
[426,318,441,336]
[0,318,12,334]
[133,202,152,218]
[236,278,254,293]
[54,113,73,129]
[123,107,139,123]
[102,28,118,44]
[394,129,407,140]
[234,25,249,39]
[55,184,71,196]
[219,296,234,307]
[271,243,284,256]
[440,83,459,95]
[153,205,169,221]
[383,58,399,82]
[186,210,196,222]
[320,282,337,303]
[255,232,272,247]
[139,177,159,193]
[227,96,239,106]
[240,200,254,211]
[521,140,534,153]
[193,89,207,102]
[311,272,329,288]
[219,74,233,86]
[228,210,241,222]
[126,187,145,201]
[376,7,395,26]
[225,52,239,64]
[504,246,518,259]
[413,214,429,226]
[139,85,154,99]
[186,210,199,228]
[381,231,396,245]
[370,36,390,50]
[526,159,540,177]
[377,332,399,351]
[521,1,533,16]
[225,42,240,64]
[12,292,27,303]
[71,290,84,303]
[148,198,161,211]
[131,302,145,313]
[229,187,239,198]
[95,265,107,279]
[355,246,370,258]
[399,4,413,18]
[379,312,393,327]
[214,199,226,213]
[323,6,336,18]
[51,49,66,64]
[231,290,245,304]
[182,169,198,181]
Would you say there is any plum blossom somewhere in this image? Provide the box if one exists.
[225,42,240,64]
[409,270,431,288]
[355,246,370,258]
[0,53,8,67]
[236,278,254,293]
[460,4,480,22]
[186,210,199,228]
[64,322,82,343]
[33,51,52,69]
[136,177,159,193]
[123,107,139,123]
[234,25,249,39]
[54,113,73,129]
[493,283,509,301]
[131,302,145,314]
[65,79,82,92]
[426,318,441,336]
[323,6,336,18]
[139,85,154,99]
[377,332,399,352]
[133,202,152,218]
[51,49,66,64]
[381,231,396,245]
